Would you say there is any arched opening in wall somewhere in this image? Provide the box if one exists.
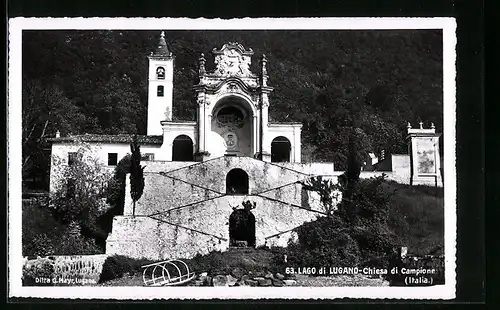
[226,168,249,194]
[156,67,165,79]
[229,209,256,247]
[172,135,193,161]
[211,95,254,157]
[271,136,291,162]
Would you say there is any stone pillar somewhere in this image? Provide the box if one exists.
[407,122,443,187]
[197,98,205,152]
[193,92,211,162]
[260,95,271,162]
[124,174,133,215]
[252,115,258,156]
[205,112,212,152]
[259,54,273,162]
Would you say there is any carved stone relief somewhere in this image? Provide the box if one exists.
[214,47,252,77]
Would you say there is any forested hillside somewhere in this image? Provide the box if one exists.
[22,30,443,189]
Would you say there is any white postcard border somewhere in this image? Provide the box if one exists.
[8,17,457,300]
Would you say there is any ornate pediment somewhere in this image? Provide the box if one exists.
[211,43,255,77]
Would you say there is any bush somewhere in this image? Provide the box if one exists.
[99,255,153,283]
[277,175,444,277]
[23,258,55,286]
[23,201,103,256]
[272,175,408,274]
[186,249,274,275]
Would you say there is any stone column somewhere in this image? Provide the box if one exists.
[260,94,271,162]
[407,122,443,187]
[259,54,273,161]
[205,112,212,155]
[252,115,258,156]
[194,92,211,162]
[197,100,205,152]
[294,126,302,163]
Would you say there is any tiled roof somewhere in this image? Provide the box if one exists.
[46,134,163,145]
[152,31,171,57]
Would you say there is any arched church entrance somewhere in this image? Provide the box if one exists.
[229,209,256,247]
[172,135,194,161]
[271,136,291,162]
[226,168,249,194]
[211,96,254,157]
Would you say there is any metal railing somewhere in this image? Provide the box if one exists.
[141,259,195,286]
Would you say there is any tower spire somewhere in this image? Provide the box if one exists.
[152,31,171,56]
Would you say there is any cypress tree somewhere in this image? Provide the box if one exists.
[130,135,144,216]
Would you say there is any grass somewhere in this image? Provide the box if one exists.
[384,181,444,256]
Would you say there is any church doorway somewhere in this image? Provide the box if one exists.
[271,136,291,162]
[229,209,256,247]
[226,168,249,194]
[172,135,194,161]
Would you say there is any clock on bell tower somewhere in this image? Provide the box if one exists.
[147,31,174,136]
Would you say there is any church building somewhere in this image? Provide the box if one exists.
[47,32,442,260]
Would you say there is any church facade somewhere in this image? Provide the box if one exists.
[47,32,443,260]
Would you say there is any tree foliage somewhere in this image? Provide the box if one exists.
[49,142,112,249]
[301,176,342,216]
[23,30,443,187]
[281,175,399,270]
[129,135,145,215]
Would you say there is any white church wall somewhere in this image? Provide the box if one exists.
[49,142,161,194]
[273,162,337,175]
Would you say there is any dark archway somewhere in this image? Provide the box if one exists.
[229,209,256,247]
[226,168,249,194]
[271,136,291,162]
[156,67,165,79]
[172,135,193,161]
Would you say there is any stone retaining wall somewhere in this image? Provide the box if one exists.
[107,194,327,260]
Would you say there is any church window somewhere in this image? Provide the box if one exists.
[271,136,291,162]
[172,135,194,161]
[226,168,249,195]
[68,152,77,166]
[157,85,164,97]
[156,67,165,79]
[108,153,118,166]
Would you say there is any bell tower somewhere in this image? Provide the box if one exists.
[147,31,174,136]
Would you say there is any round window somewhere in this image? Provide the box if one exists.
[216,106,245,128]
